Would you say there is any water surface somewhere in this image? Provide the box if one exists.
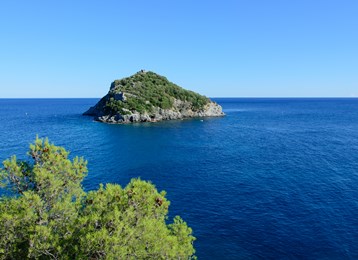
[1,98,358,259]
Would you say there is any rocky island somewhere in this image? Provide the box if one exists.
[84,70,224,123]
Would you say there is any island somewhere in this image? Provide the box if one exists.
[83,70,224,123]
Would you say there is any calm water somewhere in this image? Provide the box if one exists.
[1,98,358,259]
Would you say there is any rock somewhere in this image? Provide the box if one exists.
[114,92,126,101]
[83,71,225,124]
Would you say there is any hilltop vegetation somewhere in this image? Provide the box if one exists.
[104,71,209,114]
[0,138,195,259]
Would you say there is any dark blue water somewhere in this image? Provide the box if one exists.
[1,98,358,259]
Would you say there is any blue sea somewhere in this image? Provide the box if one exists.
[1,98,358,259]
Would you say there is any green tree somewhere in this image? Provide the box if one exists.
[0,138,195,259]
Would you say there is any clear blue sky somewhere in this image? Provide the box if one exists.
[0,0,357,98]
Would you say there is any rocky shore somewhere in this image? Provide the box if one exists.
[85,98,224,123]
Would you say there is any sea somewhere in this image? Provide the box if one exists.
[1,98,358,259]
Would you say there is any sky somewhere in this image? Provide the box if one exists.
[0,0,357,98]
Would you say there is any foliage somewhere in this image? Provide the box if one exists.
[0,138,196,259]
[103,71,209,115]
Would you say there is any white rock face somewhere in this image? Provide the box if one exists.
[88,98,224,124]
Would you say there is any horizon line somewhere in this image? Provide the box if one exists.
[0,97,357,99]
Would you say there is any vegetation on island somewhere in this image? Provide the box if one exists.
[100,71,210,115]
[0,138,195,259]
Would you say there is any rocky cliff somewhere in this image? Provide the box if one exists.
[83,71,224,123]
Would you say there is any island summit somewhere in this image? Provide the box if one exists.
[84,70,224,123]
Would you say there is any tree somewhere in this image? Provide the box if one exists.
[0,137,195,259]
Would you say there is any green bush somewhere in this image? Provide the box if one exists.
[104,71,209,115]
[0,138,196,259]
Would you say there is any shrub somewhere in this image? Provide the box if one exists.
[104,71,209,115]
[0,138,196,259]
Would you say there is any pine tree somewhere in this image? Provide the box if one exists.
[0,137,195,259]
